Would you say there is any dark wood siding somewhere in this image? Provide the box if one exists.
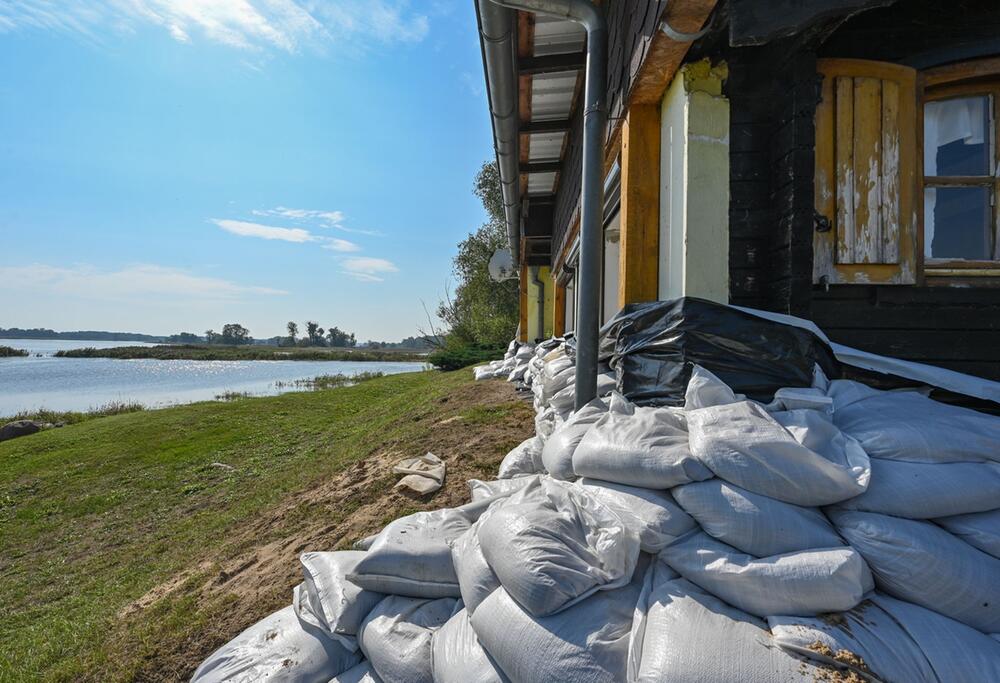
[551,0,669,263]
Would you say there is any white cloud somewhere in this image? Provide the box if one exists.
[341,256,398,282]
[322,238,361,253]
[212,217,361,251]
[0,263,286,301]
[251,206,381,235]
[0,1,429,52]
[212,218,316,242]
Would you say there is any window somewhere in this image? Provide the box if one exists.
[923,83,1000,268]
[814,57,1000,285]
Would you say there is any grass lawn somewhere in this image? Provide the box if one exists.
[0,369,531,682]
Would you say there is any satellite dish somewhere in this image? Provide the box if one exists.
[488,248,518,282]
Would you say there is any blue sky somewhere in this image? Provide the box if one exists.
[0,1,493,342]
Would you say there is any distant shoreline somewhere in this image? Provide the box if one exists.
[53,344,428,363]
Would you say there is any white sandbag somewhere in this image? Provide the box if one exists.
[514,344,535,361]
[507,363,528,383]
[627,560,831,683]
[430,609,509,683]
[830,510,1000,632]
[541,361,575,403]
[477,478,640,616]
[768,598,938,683]
[473,365,495,381]
[450,503,502,616]
[871,592,1000,683]
[672,479,844,557]
[576,478,697,552]
[504,340,518,359]
[357,595,458,683]
[294,551,384,647]
[771,592,1000,683]
[549,371,617,416]
[497,437,543,479]
[660,531,872,617]
[540,398,607,480]
[348,507,475,598]
[839,458,1000,518]
[533,407,561,443]
[830,380,1000,464]
[572,393,712,489]
[682,364,742,409]
[935,508,1000,559]
[192,605,362,683]
[687,400,870,506]
[468,474,539,502]
[471,554,649,683]
[330,661,382,682]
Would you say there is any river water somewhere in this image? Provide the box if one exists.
[0,339,428,415]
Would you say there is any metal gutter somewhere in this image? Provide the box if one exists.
[476,0,522,260]
[485,0,606,410]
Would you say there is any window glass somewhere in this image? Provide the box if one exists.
[924,186,993,260]
[924,96,991,176]
[923,94,995,260]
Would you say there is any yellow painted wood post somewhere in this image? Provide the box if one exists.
[619,103,661,307]
[519,266,528,342]
[554,282,566,337]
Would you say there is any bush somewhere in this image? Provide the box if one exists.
[428,341,506,371]
[0,346,29,357]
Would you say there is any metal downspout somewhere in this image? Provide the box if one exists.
[531,266,545,341]
[486,0,606,409]
[476,0,522,261]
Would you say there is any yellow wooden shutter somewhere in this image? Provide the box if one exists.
[814,58,918,284]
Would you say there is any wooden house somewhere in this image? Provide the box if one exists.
[477,0,1000,381]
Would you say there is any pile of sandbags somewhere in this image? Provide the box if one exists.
[193,334,1000,683]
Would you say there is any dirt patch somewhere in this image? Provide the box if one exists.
[118,378,532,682]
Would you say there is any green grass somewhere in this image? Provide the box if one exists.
[0,369,511,682]
[1,401,146,426]
[54,344,426,362]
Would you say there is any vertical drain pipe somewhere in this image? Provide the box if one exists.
[486,0,606,409]
[531,266,546,341]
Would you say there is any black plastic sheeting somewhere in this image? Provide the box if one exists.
[600,298,841,407]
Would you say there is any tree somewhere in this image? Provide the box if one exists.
[305,321,326,346]
[437,160,519,347]
[168,332,201,344]
[326,326,357,347]
[205,329,218,344]
[286,321,298,346]
[221,323,251,345]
